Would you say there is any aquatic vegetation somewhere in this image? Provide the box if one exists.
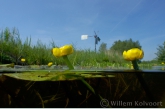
[123,48,144,61]
[48,62,53,67]
[123,48,157,107]
[52,45,73,57]
[123,48,144,70]
[0,28,164,108]
[52,45,74,70]
[0,44,164,108]
[0,28,126,67]
[21,58,26,62]
[52,44,111,107]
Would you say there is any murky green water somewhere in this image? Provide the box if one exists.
[0,65,165,107]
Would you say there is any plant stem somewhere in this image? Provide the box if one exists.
[63,55,74,70]
[80,78,111,107]
[80,78,95,94]
[132,60,156,106]
[62,55,111,107]
[132,60,139,70]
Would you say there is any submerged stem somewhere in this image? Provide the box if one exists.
[62,55,111,107]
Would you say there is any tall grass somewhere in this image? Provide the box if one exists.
[0,27,156,69]
[0,28,125,67]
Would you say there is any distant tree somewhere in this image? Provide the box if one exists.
[99,42,107,53]
[155,41,165,62]
[109,38,142,54]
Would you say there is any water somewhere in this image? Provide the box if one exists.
[0,65,164,74]
[0,65,165,108]
[152,66,165,70]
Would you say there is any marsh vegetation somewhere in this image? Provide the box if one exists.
[0,27,165,108]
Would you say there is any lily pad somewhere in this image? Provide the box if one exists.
[2,70,115,81]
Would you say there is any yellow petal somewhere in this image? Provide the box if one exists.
[123,48,144,61]
[21,58,26,62]
[48,62,53,66]
[60,45,73,56]
[52,45,74,57]
[52,48,61,57]
[138,49,144,59]
[123,51,129,60]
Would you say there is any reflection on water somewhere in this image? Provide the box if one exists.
[152,66,165,70]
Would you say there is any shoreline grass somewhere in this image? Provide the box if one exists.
[0,27,162,69]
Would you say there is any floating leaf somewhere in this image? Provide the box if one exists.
[2,70,115,81]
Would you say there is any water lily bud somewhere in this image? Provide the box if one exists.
[48,62,53,67]
[21,58,26,62]
[52,45,73,57]
[123,48,144,61]
[60,45,73,56]
[52,48,61,57]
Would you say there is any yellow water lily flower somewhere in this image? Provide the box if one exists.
[21,58,26,62]
[162,62,164,65]
[123,48,144,61]
[48,62,53,67]
[52,45,73,57]
[60,45,73,56]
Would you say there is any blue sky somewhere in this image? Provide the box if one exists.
[0,0,165,61]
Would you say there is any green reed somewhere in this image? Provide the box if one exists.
[0,27,158,70]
